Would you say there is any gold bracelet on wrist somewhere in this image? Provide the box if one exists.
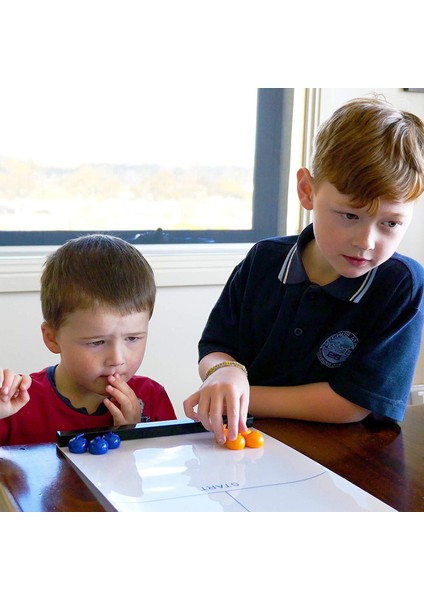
[203,360,248,381]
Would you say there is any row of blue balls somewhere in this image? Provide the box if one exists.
[68,432,121,454]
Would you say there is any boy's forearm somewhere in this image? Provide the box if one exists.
[249,382,370,424]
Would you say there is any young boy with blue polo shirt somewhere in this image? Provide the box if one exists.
[184,96,424,443]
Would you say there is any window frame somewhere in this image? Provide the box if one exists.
[0,88,293,247]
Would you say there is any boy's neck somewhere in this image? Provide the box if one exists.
[301,240,340,286]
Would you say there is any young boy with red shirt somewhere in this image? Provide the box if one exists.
[0,234,176,445]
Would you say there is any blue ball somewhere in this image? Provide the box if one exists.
[89,436,109,455]
[68,433,88,454]
[103,432,121,449]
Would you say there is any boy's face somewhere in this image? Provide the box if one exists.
[298,170,414,282]
[43,306,150,402]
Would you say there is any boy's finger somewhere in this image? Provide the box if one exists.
[107,374,130,392]
[19,374,32,391]
[183,392,200,421]
[224,405,239,442]
[103,397,122,417]
[0,369,16,395]
[238,392,250,433]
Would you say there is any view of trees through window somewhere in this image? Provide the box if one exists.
[0,88,257,234]
[0,159,254,232]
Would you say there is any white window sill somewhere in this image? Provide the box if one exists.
[0,243,252,292]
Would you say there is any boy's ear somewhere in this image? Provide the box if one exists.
[41,322,61,354]
[297,168,315,211]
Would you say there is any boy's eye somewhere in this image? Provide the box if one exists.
[383,220,400,228]
[127,336,140,342]
[88,340,104,347]
[344,212,358,220]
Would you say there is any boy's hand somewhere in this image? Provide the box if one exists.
[0,369,32,419]
[103,373,142,426]
[183,367,250,444]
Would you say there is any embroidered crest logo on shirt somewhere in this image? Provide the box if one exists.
[318,331,358,368]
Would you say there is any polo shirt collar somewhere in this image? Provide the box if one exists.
[278,223,378,303]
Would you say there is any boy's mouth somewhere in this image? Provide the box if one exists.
[99,372,126,381]
[343,255,370,267]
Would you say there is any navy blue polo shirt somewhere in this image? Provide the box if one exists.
[199,224,424,421]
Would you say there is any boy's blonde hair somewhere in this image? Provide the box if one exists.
[311,97,424,212]
[41,234,156,330]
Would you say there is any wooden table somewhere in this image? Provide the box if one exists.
[1,405,423,511]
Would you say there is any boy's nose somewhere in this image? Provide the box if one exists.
[352,227,375,250]
[107,345,125,367]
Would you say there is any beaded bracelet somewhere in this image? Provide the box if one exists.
[203,360,248,381]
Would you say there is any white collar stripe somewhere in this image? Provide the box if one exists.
[278,244,297,283]
[349,268,378,303]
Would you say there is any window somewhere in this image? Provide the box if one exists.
[0,88,293,246]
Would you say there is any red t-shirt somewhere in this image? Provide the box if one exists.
[0,367,176,446]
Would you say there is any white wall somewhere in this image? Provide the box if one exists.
[141,285,223,416]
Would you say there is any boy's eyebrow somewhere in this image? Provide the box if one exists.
[345,202,410,218]
[80,330,148,340]
[380,209,410,218]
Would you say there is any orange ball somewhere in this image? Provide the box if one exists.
[225,433,246,450]
[244,430,265,448]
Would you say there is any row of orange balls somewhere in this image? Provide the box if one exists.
[219,426,265,450]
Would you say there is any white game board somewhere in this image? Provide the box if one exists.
[60,429,395,512]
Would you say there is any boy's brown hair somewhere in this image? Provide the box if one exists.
[41,234,156,329]
[311,97,424,213]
